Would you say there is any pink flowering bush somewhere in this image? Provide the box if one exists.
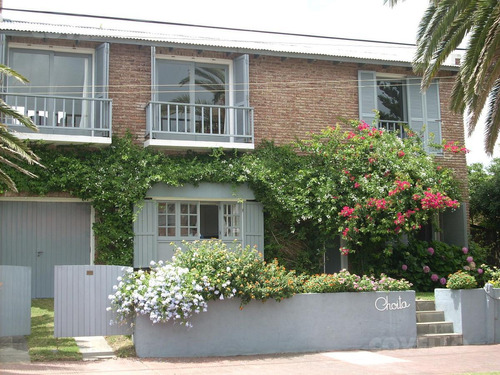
[288,120,460,256]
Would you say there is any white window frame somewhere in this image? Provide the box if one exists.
[157,200,242,241]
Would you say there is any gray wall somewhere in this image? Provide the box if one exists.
[134,291,416,358]
[435,288,500,344]
[54,265,132,337]
[0,266,31,337]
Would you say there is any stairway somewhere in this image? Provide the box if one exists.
[416,300,463,348]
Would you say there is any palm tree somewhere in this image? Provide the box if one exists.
[0,64,42,191]
[385,0,500,155]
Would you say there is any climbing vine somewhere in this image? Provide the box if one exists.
[1,122,464,271]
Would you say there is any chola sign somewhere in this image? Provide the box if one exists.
[375,295,411,312]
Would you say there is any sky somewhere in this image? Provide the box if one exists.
[3,0,499,165]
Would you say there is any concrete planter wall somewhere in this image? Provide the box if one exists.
[134,291,416,358]
[435,288,500,344]
[0,266,31,337]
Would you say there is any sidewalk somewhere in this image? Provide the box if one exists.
[1,344,500,375]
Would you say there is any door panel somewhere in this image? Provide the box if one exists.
[0,201,91,298]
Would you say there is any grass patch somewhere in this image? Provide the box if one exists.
[416,292,435,300]
[105,335,136,358]
[29,299,82,361]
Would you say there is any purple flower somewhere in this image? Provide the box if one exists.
[431,274,439,282]
[423,265,430,273]
[462,247,468,254]
[440,277,447,285]
[478,268,484,275]
[427,247,435,255]
[402,264,408,271]
[466,256,473,263]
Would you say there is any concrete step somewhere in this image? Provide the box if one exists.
[416,300,435,311]
[416,310,445,323]
[417,321,454,335]
[417,333,463,348]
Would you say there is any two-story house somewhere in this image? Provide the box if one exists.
[0,12,468,297]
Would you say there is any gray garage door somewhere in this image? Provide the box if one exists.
[0,201,91,298]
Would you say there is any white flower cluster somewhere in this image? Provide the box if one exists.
[108,261,236,328]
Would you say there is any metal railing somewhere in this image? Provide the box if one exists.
[378,120,406,138]
[4,93,112,138]
[146,101,254,144]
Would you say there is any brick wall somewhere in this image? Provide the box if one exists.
[6,37,468,199]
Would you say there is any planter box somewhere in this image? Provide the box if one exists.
[434,288,500,345]
[134,291,416,358]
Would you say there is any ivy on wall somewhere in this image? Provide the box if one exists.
[1,122,463,272]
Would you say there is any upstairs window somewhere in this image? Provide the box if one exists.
[3,42,111,141]
[359,71,441,152]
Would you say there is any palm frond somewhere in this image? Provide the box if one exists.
[0,167,17,192]
[484,80,500,155]
[0,64,29,84]
[0,100,38,131]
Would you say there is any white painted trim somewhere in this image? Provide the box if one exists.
[376,72,408,79]
[144,138,254,150]
[150,197,243,202]
[8,42,95,55]
[16,133,112,145]
[0,197,84,202]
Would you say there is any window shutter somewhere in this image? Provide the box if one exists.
[358,70,377,126]
[151,46,157,101]
[0,34,7,91]
[233,54,249,107]
[425,80,442,151]
[133,201,157,268]
[233,54,250,138]
[95,43,109,99]
[407,77,441,152]
[243,201,264,255]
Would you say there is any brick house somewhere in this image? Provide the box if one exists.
[0,15,468,297]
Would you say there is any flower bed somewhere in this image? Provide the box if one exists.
[133,291,417,358]
[108,241,416,357]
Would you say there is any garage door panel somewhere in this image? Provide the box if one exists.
[0,201,37,271]
[0,201,91,298]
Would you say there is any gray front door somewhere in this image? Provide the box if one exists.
[0,201,91,298]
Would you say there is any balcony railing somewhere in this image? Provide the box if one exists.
[4,93,112,141]
[378,120,406,138]
[146,101,254,148]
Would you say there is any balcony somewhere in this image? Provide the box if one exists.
[145,101,254,150]
[378,120,406,138]
[4,93,112,144]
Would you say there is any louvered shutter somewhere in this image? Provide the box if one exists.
[133,201,157,268]
[243,201,264,254]
[358,70,377,126]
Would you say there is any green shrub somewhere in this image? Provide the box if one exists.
[302,270,412,293]
[446,271,477,289]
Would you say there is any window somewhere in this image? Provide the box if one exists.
[3,43,111,141]
[146,51,253,148]
[8,48,91,127]
[158,201,242,240]
[358,71,441,152]
[223,203,241,237]
[156,59,229,135]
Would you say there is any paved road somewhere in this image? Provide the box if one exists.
[2,344,500,374]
